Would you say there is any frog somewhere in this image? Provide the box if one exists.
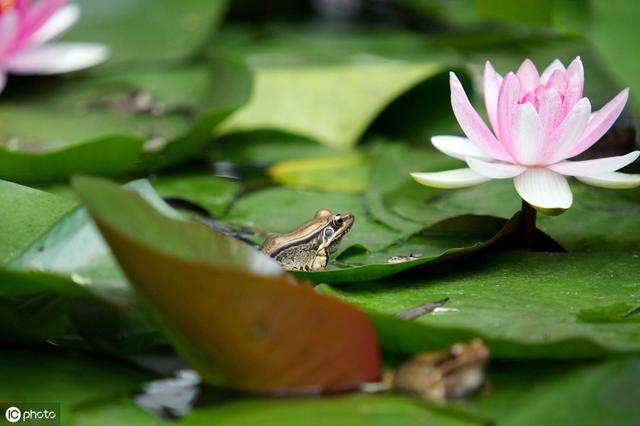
[259,209,354,271]
[392,338,490,402]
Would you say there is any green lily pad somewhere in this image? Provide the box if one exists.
[577,303,640,324]
[474,0,554,26]
[220,62,448,148]
[224,187,400,254]
[294,214,560,284]
[268,153,370,193]
[0,180,76,263]
[61,0,229,65]
[0,349,156,425]
[182,395,471,426]
[0,181,176,350]
[589,0,640,114]
[6,180,178,303]
[211,132,343,164]
[438,358,640,425]
[366,143,516,236]
[152,175,241,217]
[332,251,640,358]
[0,58,251,183]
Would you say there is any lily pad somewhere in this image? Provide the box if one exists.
[0,58,251,183]
[219,61,450,148]
[485,358,640,426]
[224,186,400,253]
[294,214,560,284]
[589,0,640,114]
[211,132,343,165]
[0,349,156,424]
[366,143,516,236]
[182,395,471,426]
[73,176,381,392]
[61,0,229,65]
[152,174,241,217]
[333,251,640,358]
[0,180,177,349]
[7,180,178,303]
[0,180,76,263]
[268,153,370,193]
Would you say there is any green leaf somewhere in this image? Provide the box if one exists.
[268,153,370,193]
[0,349,158,424]
[7,180,178,303]
[497,359,640,425]
[0,181,76,263]
[73,176,381,392]
[473,0,555,26]
[152,175,241,217]
[182,395,472,426]
[295,214,560,283]
[366,143,516,236]
[0,58,251,183]
[219,62,449,148]
[589,0,640,114]
[333,251,640,358]
[61,0,229,65]
[0,181,174,350]
[211,132,342,165]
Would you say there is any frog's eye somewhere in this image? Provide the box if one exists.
[324,227,335,238]
[333,215,343,227]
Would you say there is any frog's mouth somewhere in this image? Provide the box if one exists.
[326,214,354,254]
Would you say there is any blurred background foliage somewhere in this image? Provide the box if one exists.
[2,0,640,424]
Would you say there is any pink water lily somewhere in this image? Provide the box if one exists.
[411,57,640,213]
[0,0,109,92]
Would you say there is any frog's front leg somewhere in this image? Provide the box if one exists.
[312,250,328,271]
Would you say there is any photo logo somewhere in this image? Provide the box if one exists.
[4,407,21,423]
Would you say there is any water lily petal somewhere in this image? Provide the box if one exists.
[0,11,19,54]
[538,88,563,135]
[467,157,526,178]
[566,57,584,86]
[512,102,545,165]
[431,135,492,161]
[540,59,565,84]
[20,0,66,40]
[576,172,640,189]
[6,42,109,74]
[514,168,572,210]
[496,72,520,155]
[516,59,540,92]
[549,151,640,176]
[484,61,502,133]
[411,169,490,189]
[545,69,568,93]
[563,57,584,113]
[568,88,629,158]
[29,4,80,46]
[546,98,591,164]
[450,72,510,162]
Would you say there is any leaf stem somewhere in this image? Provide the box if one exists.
[521,200,537,249]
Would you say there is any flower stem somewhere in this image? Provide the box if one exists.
[521,200,537,249]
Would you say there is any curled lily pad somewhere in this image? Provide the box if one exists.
[73,176,381,393]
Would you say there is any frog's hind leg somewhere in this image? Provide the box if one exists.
[312,250,328,271]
